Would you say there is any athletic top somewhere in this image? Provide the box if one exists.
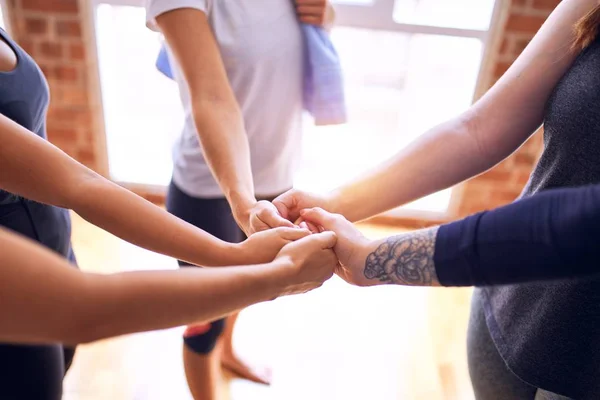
[0,28,50,205]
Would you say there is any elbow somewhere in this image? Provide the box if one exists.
[61,169,105,213]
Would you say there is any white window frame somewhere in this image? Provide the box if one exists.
[0,0,12,33]
[333,0,488,39]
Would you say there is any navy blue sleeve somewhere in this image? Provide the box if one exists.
[434,184,600,287]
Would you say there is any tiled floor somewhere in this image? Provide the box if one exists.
[63,213,474,400]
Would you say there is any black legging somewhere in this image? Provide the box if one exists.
[165,181,282,354]
[0,199,78,400]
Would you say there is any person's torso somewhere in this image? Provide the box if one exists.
[480,35,600,398]
[0,28,50,205]
[0,29,73,257]
[170,0,304,198]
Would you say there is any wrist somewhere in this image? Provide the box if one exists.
[230,193,257,228]
[252,257,295,300]
[207,241,241,267]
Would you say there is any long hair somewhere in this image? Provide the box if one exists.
[573,5,600,49]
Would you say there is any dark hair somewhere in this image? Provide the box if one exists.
[573,5,600,49]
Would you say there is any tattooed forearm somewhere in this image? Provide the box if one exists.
[364,227,440,286]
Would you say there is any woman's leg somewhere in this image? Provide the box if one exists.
[166,182,245,400]
[221,312,271,385]
[467,290,537,400]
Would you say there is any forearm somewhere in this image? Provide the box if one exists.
[0,227,284,345]
[70,176,240,266]
[192,102,256,217]
[0,115,239,267]
[434,183,600,286]
[361,227,441,287]
[361,183,600,288]
[330,114,518,223]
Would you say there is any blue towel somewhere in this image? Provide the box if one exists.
[155,26,347,126]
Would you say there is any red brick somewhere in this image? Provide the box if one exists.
[490,189,520,206]
[505,14,547,33]
[24,18,47,35]
[69,43,86,60]
[515,170,533,186]
[47,127,78,142]
[56,20,82,37]
[39,41,63,59]
[18,39,36,55]
[37,62,52,79]
[22,0,79,13]
[494,61,513,78]
[77,148,97,164]
[478,168,513,182]
[54,65,78,81]
[47,108,92,126]
[499,38,512,56]
[55,86,88,106]
[531,0,562,11]
[514,151,536,166]
[514,37,530,55]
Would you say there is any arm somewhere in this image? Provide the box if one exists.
[153,6,292,234]
[0,227,337,345]
[0,114,308,267]
[275,0,595,223]
[300,182,600,287]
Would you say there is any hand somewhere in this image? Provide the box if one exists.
[273,231,338,295]
[235,227,311,265]
[299,208,376,287]
[273,189,335,228]
[235,200,296,236]
[294,0,334,27]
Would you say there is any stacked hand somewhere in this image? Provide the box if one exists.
[238,188,376,289]
[298,208,376,287]
[272,231,338,295]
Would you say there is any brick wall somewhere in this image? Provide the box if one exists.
[456,0,560,217]
[4,0,104,172]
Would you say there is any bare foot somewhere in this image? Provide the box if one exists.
[220,351,272,386]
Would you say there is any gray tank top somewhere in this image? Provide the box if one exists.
[479,35,600,398]
[0,28,50,205]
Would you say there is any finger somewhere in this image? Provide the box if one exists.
[299,207,338,230]
[258,207,295,229]
[295,0,327,5]
[305,221,320,234]
[298,15,324,25]
[311,231,337,249]
[272,191,298,221]
[296,5,325,15]
[275,227,311,241]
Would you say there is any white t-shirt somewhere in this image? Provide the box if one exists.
[146,0,304,198]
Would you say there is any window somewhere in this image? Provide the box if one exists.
[93,0,498,214]
[93,1,183,186]
[0,1,6,30]
[296,0,497,213]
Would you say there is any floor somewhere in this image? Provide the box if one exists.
[62,213,474,400]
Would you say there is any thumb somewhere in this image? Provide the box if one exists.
[272,192,295,221]
[299,207,337,231]
[310,231,337,249]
